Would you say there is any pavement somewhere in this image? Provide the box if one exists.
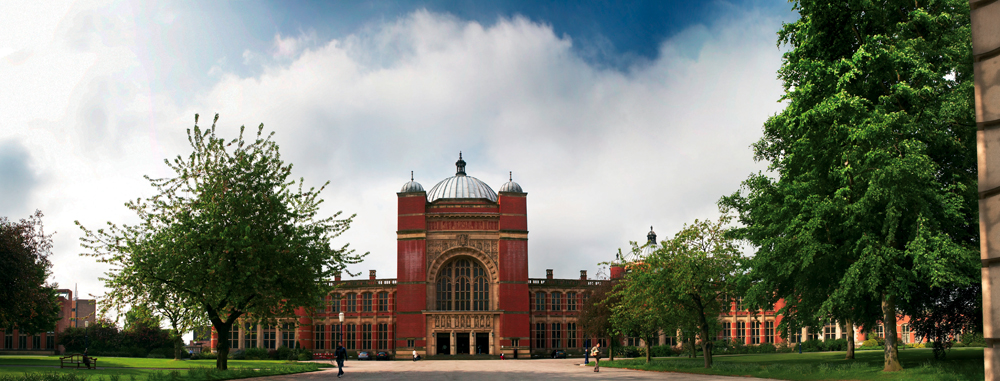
[273,358,772,380]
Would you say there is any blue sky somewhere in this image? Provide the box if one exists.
[0,0,796,315]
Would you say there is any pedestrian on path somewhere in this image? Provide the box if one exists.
[335,342,347,378]
[590,343,601,372]
[412,349,418,361]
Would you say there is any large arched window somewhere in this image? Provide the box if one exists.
[436,258,489,311]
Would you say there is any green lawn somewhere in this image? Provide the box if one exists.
[0,356,324,381]
[600,347,984,380]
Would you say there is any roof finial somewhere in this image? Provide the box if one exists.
[509,171,512,181]
[647,226,657,244]
[455,152,467,176]
[411,171,414,181]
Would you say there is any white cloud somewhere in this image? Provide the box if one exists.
[1,5,790,309]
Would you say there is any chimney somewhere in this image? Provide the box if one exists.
[580,270,587,280]
[546,269,553,279]
[335,272,342,282]
[370,270,377,280]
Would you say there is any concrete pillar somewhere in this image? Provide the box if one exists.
[972,1,1000,379]
[450,331,456,355]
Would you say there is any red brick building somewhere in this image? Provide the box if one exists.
[214,155,605,357]
[0,288,96,354]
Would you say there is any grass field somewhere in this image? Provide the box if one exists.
[0,356,325,381]
[600,347,984,380]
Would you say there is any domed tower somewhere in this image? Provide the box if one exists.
[396,153,528,358]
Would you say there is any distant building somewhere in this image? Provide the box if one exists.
[0,288,96,354]
[211,154,606,357]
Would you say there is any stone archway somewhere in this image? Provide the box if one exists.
[427,248,498,311]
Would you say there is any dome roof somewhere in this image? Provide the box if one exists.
[427,153,498,203]
[498,171,523,193]
[400,171,424,193]
[623,226,658,263]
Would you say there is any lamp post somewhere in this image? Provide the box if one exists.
[339,312,344,351]
[84,321,90,351]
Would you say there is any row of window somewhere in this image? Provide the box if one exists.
[1,330,56,350]
[228,323,392,351]
[721,321,776,344]
[326,291,393,313]
[532,322,580,349]
[532,292,585,311]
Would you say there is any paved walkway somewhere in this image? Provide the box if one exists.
[276,359,770,380]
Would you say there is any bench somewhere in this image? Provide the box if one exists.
[59,354,98,369]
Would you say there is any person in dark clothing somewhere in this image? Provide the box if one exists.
[335,343,347,378]
[82,349,92,369]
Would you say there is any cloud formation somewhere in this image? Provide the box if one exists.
[1,3,791,302]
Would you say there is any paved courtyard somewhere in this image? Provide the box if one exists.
[267,358,770,380]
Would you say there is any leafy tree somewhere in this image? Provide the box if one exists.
[720,0,977,371]
[579,280,618,360]
[0,210,61,334]
[904,283,981,359]
[78,114,365,369]
[124,304,161,332]
[643,215,740,368]
[608,247,669,364]
[151,289,206,360]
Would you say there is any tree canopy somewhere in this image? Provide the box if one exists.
[0,210,61,334]
[78,114,365,369]
[720,0,977,371]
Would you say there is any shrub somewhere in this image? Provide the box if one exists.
[755,343,777,353]
[951,341,967,348]
[824,338,848,351]
[649,345,673,357]
[613,346,642,358]
[245,347,270,360]
[861,338,879,347]
[267,349,279,360]
[276,346,292,361]
[799,339,825,352]
[229,349,245,360]
[190,351,217,360]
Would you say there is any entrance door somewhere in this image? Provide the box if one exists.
[436,333,450,355]
[475,333,489,354]
[456,333,470,354]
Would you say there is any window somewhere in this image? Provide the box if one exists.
[4,330,11,349]
[32,335,40,349]
[436,259,489,311]
[750,322,760,344]
[765,321,775,343]
[626,337,640,346]
[363,292,373,312]
[245,324,258,348]
[877,324,885,339]
[535,322,546,348]
[45,332,54,349]
[807,327,818,341]
[551,293,562,311]
[377,323,388,350]
[901,324,910,344]
[512,338,520,347]
[736,297,744,311]
[407,339,414,348]
[263,325,276,349]
[567,323,577,348]
[330,294,341,313]
[722,323,731,340]
[666,336,676,346]
[282,323,296,348]
[824,321,836,341]
[551,323,562,348]
[19,334,26,349]
[378,292,389,312]
[345,293,357,312]
[567,292,577,311]
[228,328,240,349]
[535,292,546,311]
[735,322,745,342]
[345,324,356,350]
[361,323,372,350]
[314,325,326,350]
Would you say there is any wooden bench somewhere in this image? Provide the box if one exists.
[59,354,98,369]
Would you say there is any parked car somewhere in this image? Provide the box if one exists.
[357,351,371,360]
[551,349,566,359]
[375,351,391,361]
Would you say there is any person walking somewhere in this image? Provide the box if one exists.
[590,343,602,372]
[412,349,418,361]
[335,342,347,378]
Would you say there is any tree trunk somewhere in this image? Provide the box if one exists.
[845,319,855,360]
[645,335,652,363]
[174,331,183,360]
[689,336,696,358]
[700,327,713,368]
[215,322,232,370]
[882,295,902,371]
[609,336,615,361]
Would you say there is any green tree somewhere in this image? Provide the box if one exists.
[78,114,365,369]
[608,250,667,364]
[151,289,206,360]
[644,215,740,368]
[0,210,61,334]
[579,279,618,360]
[720,0,977,371]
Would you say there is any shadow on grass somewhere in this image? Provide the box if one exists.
[601,348,983,381]
[0,364,321,381]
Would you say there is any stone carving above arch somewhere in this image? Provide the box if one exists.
[427,247,498,285]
